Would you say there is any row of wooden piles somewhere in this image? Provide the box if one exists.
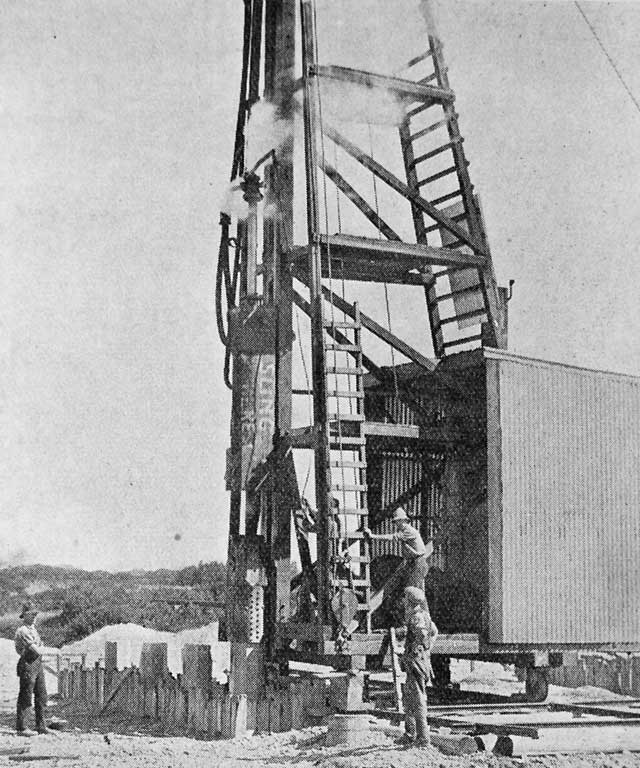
[58,641,344,738]
[548,654,640,696]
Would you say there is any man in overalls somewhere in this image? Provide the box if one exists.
[399,586,438,747]
[14,603,49,735]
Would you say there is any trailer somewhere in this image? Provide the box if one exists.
[364,347,640,699]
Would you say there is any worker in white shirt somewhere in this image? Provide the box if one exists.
[364,506,430,591]
[14,603,49,735]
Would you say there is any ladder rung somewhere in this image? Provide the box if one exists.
[349,557,370,564]
[431,189,463,207]
[326,342,360,352]
[438,309,487,329]
[417,165,459,187]
[406,101,435,119]
[333,507,368,516]
[409,115,453,141]
[330,437,367,447]
[329,413,365,422]
[323,320,360,329]
[441,333,483,350]
[326,366,365,375]
[437,308,487,329]
[424,213,467,234]
[405,49,435,69]
[418,72,439,84]
[435,284,481,303]
[411,138,463,167]
[329,460,367,468]
[331,484,366,493]
[328,390,364,399]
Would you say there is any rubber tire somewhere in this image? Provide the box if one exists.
[525,667,549,702]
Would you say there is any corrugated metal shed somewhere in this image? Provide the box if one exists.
[486,349,640,645]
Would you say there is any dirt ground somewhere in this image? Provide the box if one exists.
[2,688,640,768]
[1,655,640,767]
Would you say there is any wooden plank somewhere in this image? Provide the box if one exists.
[290,233,485,271]
[99,667,135,714]
[389,628,404,714]
[550,702,640,720]
[312,63,454,103]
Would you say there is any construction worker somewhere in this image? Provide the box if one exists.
[364,507,430,591]
[398,586,438,747]
[14,602,49,735]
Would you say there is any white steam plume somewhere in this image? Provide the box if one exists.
[244,100,293,172]
[219,183,248,220]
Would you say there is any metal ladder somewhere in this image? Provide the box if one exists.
[398,36,498,357]
[323,302,372,634]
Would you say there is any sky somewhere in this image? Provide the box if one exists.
[2,0,640,571]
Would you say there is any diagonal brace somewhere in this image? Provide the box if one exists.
[320,159,401,242]
[292,289,435,425]
[325,123,486,257]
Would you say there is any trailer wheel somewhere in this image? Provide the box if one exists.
[525,667,549,702]
[431,656,451,689]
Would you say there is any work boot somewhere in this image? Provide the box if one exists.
[37,725,51,735]
[394,733,415,747]
[414,736,431,748]
[16,729,36,737]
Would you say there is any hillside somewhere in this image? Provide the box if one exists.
[0,561,227,648]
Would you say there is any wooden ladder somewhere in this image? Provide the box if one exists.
[398,38,499,356]
[323,302,372,634]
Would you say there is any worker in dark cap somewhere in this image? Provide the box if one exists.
[14,603,49,735]
[364,506,431,591]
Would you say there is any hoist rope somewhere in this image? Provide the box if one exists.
[367,123,400,401]
[574,2,640,117]
[311,0,349,560]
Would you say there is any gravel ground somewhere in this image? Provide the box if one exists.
[1,694,640,768]
[1,654,640,767]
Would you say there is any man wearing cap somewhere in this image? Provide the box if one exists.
[14,603,49,735]
[364,507,431,592]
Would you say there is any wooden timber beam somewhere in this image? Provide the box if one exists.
[311,63,454,103]
[320,160,401,241]
[325,124,487,257]
[288,421,459,449]
[292,290,390,380]
[292,288,437,426]
[293,270,436,372]
[319,280,437,372]
[291,233,486,273]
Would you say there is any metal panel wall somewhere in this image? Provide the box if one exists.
[486,350,640,644]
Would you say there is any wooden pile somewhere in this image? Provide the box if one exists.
[58,641,357,738]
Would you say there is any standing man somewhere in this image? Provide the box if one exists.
[14,603,49,736]
[399,586,438,747]
[364,507,431,591]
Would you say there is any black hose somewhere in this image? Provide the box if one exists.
[215,214,231,348]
